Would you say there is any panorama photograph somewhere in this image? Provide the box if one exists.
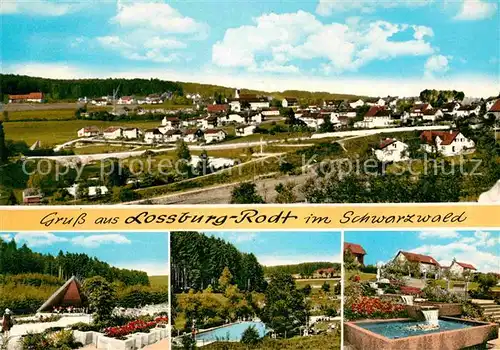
[170,231,341,349]
[0,1,499,205]
[343,230,500,350]
[0,231,170,350]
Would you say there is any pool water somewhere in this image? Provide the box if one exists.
[357,319,474,339]
[196,321,268,342]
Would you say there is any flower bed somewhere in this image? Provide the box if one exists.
[345,297,407,320]
[399,286,422,296]
[104,316,168,338]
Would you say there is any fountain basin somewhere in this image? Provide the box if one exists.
[345,317,498,350]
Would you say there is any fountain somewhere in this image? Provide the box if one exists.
[400,295,414,306]
[421,308,439,327]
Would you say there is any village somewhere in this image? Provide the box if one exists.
[2,82,499,206]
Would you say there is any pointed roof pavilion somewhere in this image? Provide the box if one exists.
[37,276,84,312]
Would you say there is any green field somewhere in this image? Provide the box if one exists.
[7,109,77,121]
[149,275,169,287]
[3,120,160,146]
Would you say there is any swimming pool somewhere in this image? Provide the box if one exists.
[196,321,268,342]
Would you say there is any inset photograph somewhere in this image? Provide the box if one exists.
[343,230,500,350]
[0,232,169,350]
[170,231,341,349]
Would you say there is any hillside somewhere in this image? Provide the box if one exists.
[1,74,366,103]
[264,262,341,277]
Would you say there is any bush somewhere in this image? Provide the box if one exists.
[361,265,377,274]
[116,285,169,308]
[241,325,261,346]
[21,329,81,350]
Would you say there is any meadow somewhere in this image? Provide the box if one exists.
[3,120,160,146]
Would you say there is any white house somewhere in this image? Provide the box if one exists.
[338,109,357,118]
[103,127,123,139]
[248,113,263,124]
[282,97,299,108]
[235,125,256,137]
[249,100,269,110]
[365,98,386,107]
[441,102,461,116]
[144,128,164,144]
[66,184,109,198]
[8,92,44,103]
[229,100,242,112]
[161,117,180,130]
[422,108,443,122]
[123,128,142,139]
[410,103,432,118]
[118,96,134,105]
[420,130,475,157]
[374,139,409,163]
[164,130,183,143]
[297,112,324,129]
[219,113,246,125]
[203,129,227,143]
[200,116,218,129]
[455,105,481,118]
[449,260,477,278]
[91,98,108,107]
[261,108,280,117]
[146,94,163,104]
[77,126,100,137]
[394,251,440,275]
[349,99,365,109]
[183,129,202,143]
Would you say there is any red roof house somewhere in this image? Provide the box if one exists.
[344,242,367,265]
[420,130,460,146]
[397,251,440,267]
[207,104,229,113]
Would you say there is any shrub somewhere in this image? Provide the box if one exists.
[241,325,261,346]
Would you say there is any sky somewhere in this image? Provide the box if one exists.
[0,231,169,276]
[345,230,500,273]
[1,0,499,96]
[204,231,341,266]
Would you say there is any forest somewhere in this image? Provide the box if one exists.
[0,74,183,102]
[170,231,266,293]
[0,237,149,285]
[263,262,341,278]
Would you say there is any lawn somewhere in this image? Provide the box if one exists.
[434,279,479,291]
[72,144,139,155]
[3,120,160,147]
[345,271,377,282]
[201,333,341,350]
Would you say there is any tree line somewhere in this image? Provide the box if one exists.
[0,238,149,286]
[0,74,183,102]
[170,231,266,293]
[263,262,341,278]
